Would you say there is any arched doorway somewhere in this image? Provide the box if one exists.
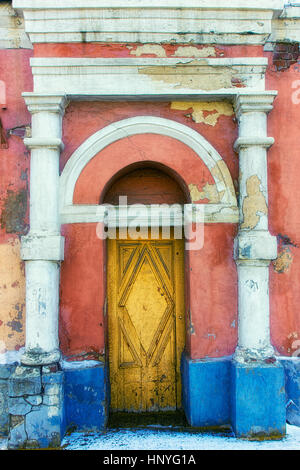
[104,164,187,414]
[58,116,239,429]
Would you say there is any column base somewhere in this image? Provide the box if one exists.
[21,349,61,366]
[6,361,108,449]
[233,345,275,364]
[230,360,286,439]
[181,353,231,428]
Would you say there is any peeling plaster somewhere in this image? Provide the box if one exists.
[0,188,28,234]
[171,101,234,126]
[273,247,293,274]
[273,234,298,274]
[129,44,167,57]
[188,182,221,203]
[173,46,216,58]
[211,160,237,201]
[240,175,268,230]
[138,61,239,91]
[0,239,25,352]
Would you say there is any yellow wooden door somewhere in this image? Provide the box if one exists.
[107,233,185,412]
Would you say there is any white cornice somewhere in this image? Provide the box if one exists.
[0,2,32,49]
[29,57,268,95]
[13,1,285,10]
[12,0,288,46]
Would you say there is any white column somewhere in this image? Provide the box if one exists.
[20,94,68,366]
[233,93,277,363]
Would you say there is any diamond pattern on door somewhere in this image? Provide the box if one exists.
[108,236,185,412]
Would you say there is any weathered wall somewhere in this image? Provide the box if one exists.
[59,107,238,359]
[0,45,33,354]
[1,36,300,360]
[266,57,300,357]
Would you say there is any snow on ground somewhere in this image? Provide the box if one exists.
[1,424,299,450]
[0,438,7,450]
[61,424,300,451]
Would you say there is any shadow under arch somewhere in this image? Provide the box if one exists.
[100,160,191,206]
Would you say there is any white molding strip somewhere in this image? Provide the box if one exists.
[60,204,239,226]
[13,0,285,45]
[13,1,285,9]
[30,57,268,95]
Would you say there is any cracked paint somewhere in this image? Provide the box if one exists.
[240,175,268,230]
[129,44,167,57]
[188,182,221,203]
[138,61,239,91]
[273,234,298,274]
[171,101,234,126]
[0,188,28,234]
[211,160,237,201]
[173,46,216,58]
[273,247,293,274]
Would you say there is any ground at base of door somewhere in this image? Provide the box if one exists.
[2,425,298,450]
[62,424,300,450]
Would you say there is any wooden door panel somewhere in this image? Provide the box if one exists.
[108,235,184,412]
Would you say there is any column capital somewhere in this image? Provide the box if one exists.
[234,92,277,119]
[23,137,64,151]
[234,136,274,152]
[22,93,69,115]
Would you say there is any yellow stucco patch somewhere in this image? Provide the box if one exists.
[188,182,220,203]
[240,175,268,230]
[273,247,293,274]
[139,61,238,91]
[173,46,216,58]
[129,44,167,57]
[171,101,234,126]
[0,238,25,352]
[211,160,237,201]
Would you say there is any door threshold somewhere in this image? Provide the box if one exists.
[107,410,188,429]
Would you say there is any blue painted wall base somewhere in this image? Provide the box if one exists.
[7,366,65,449]
[181,353,231,428]
[64,362,108,432]
[280,358,300,426]
[230,360,286,439]
[3,356,299,446]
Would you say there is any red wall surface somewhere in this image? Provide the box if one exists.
[59,98,239,360]
[0,49,33,353]
[266,57,300,357]
[1,42,300,360]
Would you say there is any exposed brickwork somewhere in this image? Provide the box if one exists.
[273,42,300,71]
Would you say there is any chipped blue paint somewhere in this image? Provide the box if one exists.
[64,363,108,432]
[231,361,286,438]
[280,359,300,426]
[241,245,251,258]
[181,353,231,427]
